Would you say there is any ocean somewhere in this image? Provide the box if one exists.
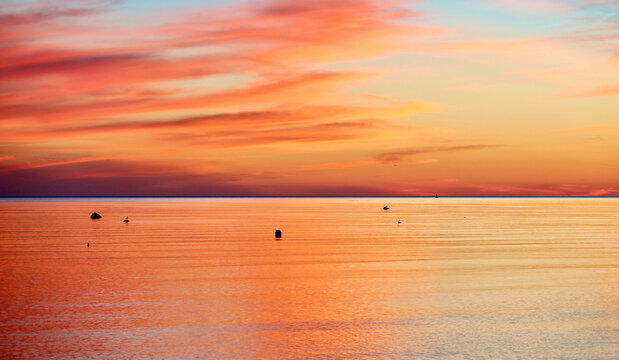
[0,197,617,359]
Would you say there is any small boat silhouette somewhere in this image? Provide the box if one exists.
[124,217,129,223]
[383,205,390,210]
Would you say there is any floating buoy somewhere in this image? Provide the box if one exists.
[397,221,402,224]
[90,212,102,219]
[275,229,282,238]
[124,217,129,223]
[87,242,90,247]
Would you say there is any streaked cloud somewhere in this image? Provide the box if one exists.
[377,145,498,163]
[0,0,617,195]
[566,84,619,98]
[540,123,619,135]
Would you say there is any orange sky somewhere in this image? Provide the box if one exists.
[1,0,617,196]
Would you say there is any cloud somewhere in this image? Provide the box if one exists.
[0,0,433,108]
[566,84,619,98]
[377,145,498,163]
[0,0,112,27]
[473,183,619,196]
[294,156,442,172]
[0,71,371,124]
[0,154,131,174]
[0,159,257,196]
[160,119,384,149]
[2,0,614,196]
[416,158,439,164]
[487,0,573,14]
[540,123,619,135]
[294,160,379,171]
[410,38,572,63]
[1,100,424,147]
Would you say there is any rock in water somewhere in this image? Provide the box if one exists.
[90,212,102,219]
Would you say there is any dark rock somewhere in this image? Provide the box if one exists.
[90,212,102,219]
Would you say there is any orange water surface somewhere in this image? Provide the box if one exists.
[0,197,617,359]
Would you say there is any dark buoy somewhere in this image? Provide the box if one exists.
[397,221,402,224]
[87,242,90,247]
[275,229,282,238]
[90,212,102,219]
[435,194,438,198]
[124,217,129,223]
[383,205,390,210]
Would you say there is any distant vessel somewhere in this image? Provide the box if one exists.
[383,205,390,210]
[435,194,438,198]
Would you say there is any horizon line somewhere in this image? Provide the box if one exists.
[1,195,618,199]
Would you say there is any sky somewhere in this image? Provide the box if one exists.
[0,0,617,196]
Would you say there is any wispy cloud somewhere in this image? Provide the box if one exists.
[294,160,379,171]
[565,84,619,98]
[487,0,573,14]
[1,0,616,195]
[416,158,439,164]
[377,145,498,163]
[540,123,619,135]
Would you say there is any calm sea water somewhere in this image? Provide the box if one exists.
[0,197,617,359]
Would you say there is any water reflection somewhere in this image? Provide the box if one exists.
[0,197,617,359]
